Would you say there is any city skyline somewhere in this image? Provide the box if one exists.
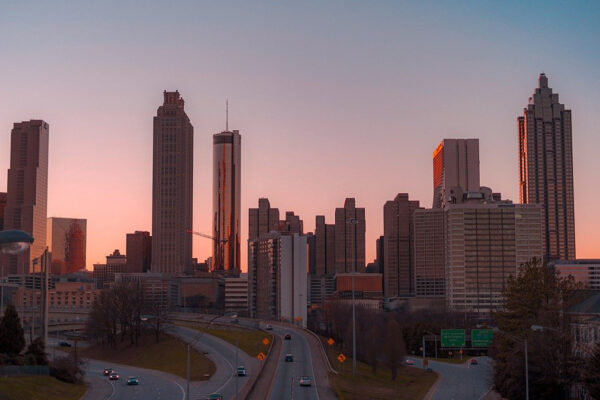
[1,2,599,269]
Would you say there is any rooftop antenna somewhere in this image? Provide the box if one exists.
[226,99,229,131]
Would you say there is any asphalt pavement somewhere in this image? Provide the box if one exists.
[268,326,319,400]
[407,356,493,400]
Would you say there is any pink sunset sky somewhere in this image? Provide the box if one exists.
[1,2,599,270]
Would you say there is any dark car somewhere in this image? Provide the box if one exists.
[108,372,120,380]
[126,376,139,385]
[58,341,72,347]
[285,353,294,362]
[470,358,478,365]
[284,334,291,340]
[266,324,273,330]
[236,366,246,376]
[103,368,114,376]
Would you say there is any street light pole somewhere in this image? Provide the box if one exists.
[347,218,359,376]
[186,344,191,400]
[524,339,529,400]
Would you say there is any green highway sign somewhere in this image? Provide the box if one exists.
[441,329,465,347]
[471,329,493,347]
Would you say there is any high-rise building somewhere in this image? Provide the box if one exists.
[432,139,480,208]
[550,260,600,290]
[279,211,303,234]
[445,202,543,315]
[3,120,49,274]
[334,198,366,273]
[213,129,241,272]
[93,249,127,289]
[413,208,445,297]
[383,194,421,298]
[376,235,384,274]
[126,231,152,273]
[314,215,336,276]
[248,198,279,241]
[518,73,575,261]
[151,91,193,275]
[47,217,87,275]
[0,192,7,230]
[248,232,307,326]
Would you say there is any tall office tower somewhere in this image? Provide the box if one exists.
[413,208,445,297]
[3,120,49,274]
[432,139,480,208]
[334,198,366,273]
[314,215,336,276]
[247,232,307,326]
[445,202,543,315]
[376,236,384,274]
[47,217,87,275]
[0,192,6,230]
[383,194,422,298]
[279,211,303,234]
[126,231,152,273]
[248,198,279,240]
[151,91,193,275]
[213,129,241,272]
[518,73,575,261]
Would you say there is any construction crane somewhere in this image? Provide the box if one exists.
[186,230,228,243]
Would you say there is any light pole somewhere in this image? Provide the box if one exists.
[347,218,359,376]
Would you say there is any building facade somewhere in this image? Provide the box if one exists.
[383,193,421,298]
[3,120,49,274]
[518,73,575,261]
[551,260,600,290]
[126,231,152,273]
[413,208,445,297]
[93,249,126,289]
[314,215,336,276]
[432,139,480,208]
[248,198,280,241]
[334,198,366,273]
[47,217,87,275]
[213,130,241,272]
[225,273,248,314]
[151,91,194,275]
[0,192,6,231]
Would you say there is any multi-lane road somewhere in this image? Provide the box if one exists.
[268,325,319,400]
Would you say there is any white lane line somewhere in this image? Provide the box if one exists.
[107,379,116,400]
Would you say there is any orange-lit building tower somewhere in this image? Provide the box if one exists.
[432,139,480,208]
[151,91,194,275]
[518,73,575,261]
[47,217,87,275]
[213,129,241,272]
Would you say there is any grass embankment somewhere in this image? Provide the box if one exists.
[0,376,86,400]
[80,333,215,381]
[324,342,437,400]
[178,322,272,358]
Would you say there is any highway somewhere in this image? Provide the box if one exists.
[407,356,493,400]
[269,325,319,400]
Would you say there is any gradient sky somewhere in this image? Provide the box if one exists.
[1,1,599,269]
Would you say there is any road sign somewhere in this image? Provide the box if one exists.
[471,329,493,347]
[295,316,302,322]
[257,352,266,361]
[327,338,335,346]
[441,329,466,347]
[262,337,270,346]
[337,353,347,363]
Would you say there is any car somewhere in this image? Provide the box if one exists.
[236,366,246,376]
[285,353,294,362]
[108,372,120,380]
[103,368,114,376]
[126,376,139,385]
[266,324,273,330]
[58,341,72,347]
[299,376,312,386]
[405,359,415,365]
[284,333,291,340]
[470,358,478,365]
[203,394,224,400]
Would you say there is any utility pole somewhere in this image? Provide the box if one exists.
[43,248,49,345]
[525,339,529,400]
[347,218,359,376]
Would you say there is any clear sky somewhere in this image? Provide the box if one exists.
[1,1,599,269]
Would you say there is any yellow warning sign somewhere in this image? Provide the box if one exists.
[337,353,346,363]
[257,352,266,361]
[262,338,270,346]
[327,338,335,346]
[295,316,302,322]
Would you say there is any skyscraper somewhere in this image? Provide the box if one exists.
[334,198,366,273]
[213,129,241,272]
[47,217,87,275]
[0,192,6,231]
[432,139,480,208]
[3,120,49,274]
[248,198,279,241]
[279,211,303,234]
[383,194,421,298]
[126,231,152,273]
[518,73,575,261]
[314,215,336,276]
[151,91,193,275]
[413,208,445,297]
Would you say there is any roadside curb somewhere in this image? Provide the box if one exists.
[423,370,443,400]
[302,327,337,374]
[245,331,282,400]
